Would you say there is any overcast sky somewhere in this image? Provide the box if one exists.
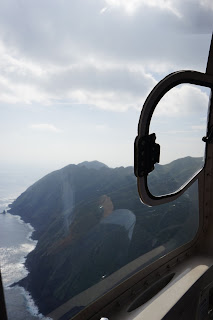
[0,0,213,176]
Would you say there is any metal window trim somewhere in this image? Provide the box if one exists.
[136,70,213,206]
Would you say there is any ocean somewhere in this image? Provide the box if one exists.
[0,169,52,320]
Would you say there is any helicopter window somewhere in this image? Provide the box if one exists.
[0,0,211,315]
[0,85,205,320]
[0,131,200,320]
[42,177,199,319]
[147,84,210,197]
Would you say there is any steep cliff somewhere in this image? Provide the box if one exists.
[9,157,202,316]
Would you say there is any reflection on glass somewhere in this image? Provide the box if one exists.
[148,84,209,196]
[4,160,199,319]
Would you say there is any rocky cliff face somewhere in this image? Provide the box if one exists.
[9,157,202,316]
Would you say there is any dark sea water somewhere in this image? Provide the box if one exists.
[0,178,51,319]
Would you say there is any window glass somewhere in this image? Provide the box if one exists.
[0,3,211,320]
[148,84,209,196]
[1,159,199,319]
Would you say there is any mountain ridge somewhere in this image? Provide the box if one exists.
[8,156,202,316]
[77,160,108,169]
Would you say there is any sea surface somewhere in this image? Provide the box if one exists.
[0,169,52,320]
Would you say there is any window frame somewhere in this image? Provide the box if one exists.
[135,70,213,206]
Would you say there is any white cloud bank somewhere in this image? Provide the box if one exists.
[104,0,182,17]
[154,85,209,116]
[0,0,212,111]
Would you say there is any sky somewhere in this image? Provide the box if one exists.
[0,0,213,178]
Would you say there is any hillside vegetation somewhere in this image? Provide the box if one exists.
[9,157,202,316]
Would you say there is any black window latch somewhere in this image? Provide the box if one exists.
[134,133,160,177]
[202,126,213,144]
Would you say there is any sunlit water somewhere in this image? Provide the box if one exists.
[0,196,51,320]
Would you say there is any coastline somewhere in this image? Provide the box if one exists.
[0,201,51,320]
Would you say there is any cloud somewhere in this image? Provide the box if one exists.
[201,0,213,10]
[0,51,157,110]
[100,7,108,14]
[154,85,209,117]
[39,64,156,111]
[0,0,212,111]
[104,0,182,17]
[29,124,61,132]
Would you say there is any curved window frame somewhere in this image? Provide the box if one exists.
[134,70,213,206]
